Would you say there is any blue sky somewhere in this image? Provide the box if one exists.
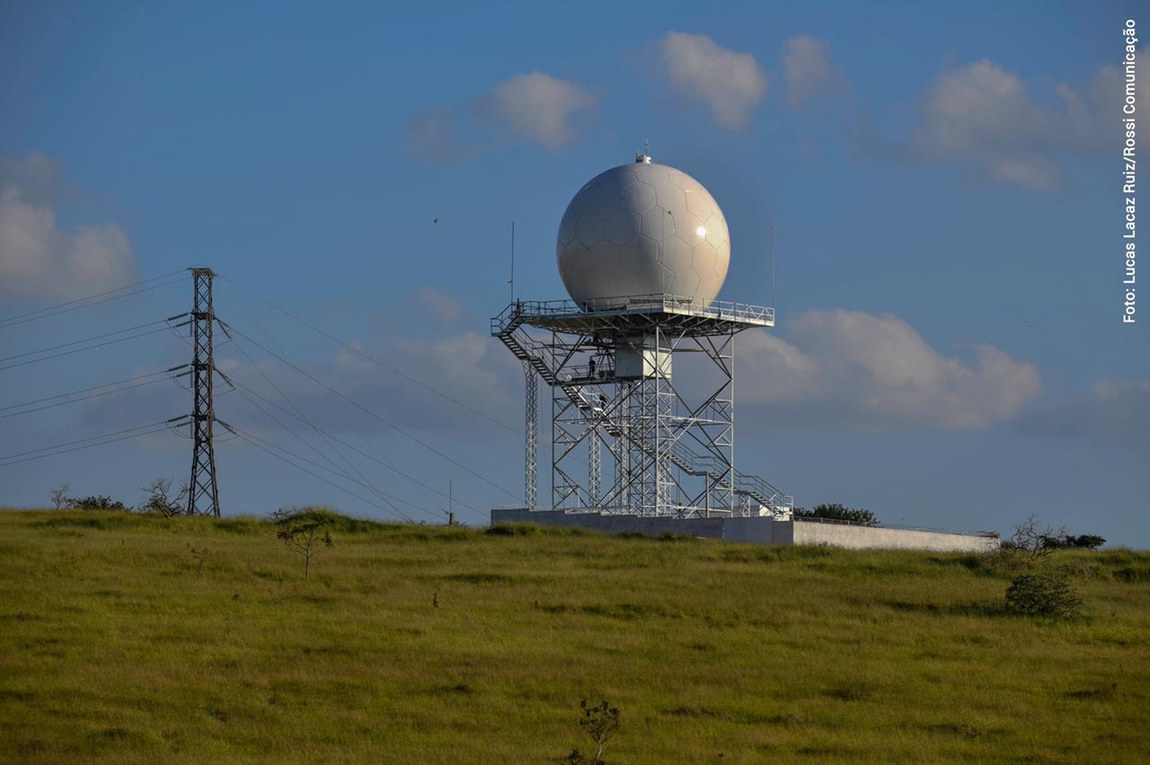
[1,0,1147,544]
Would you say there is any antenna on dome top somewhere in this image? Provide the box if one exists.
[636,140,652,164]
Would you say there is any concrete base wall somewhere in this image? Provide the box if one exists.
[792,521,998,552]
[490,508,997,553]
[490,507,738,539]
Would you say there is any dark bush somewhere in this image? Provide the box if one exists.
[794,503,879,526]
[67,495,126,511]
[271,507,385,534]
[1005,574,1082,619]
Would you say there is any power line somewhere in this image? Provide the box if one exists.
[0,366,186,415]
[0,325,177,372]
[227,380,417,520]
[227,376,486,519]
[0,318,182,365]
[222,321,522,503]
[222,328,391,508]
[0,419,180,468]
[0,373,177,421]
[0,271,187,330]
[229,426,416,522]
[217,274,518,436]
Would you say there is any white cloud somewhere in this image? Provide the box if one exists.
[1018,379,1150,451]
[0,153,136,299]
[781,35,843,108]
[413,287,466,326]
[659,32,768,129]
[411,71,597,159]
[476,72,597,149]
[738,309,1041,430]
[407,106,473,163]
[906,56,1138,191]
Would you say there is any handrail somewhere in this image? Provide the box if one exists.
[491,294,774,335]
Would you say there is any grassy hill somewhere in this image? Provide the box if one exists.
[1,508,1147,764]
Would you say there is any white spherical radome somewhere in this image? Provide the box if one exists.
[556,157,730,307]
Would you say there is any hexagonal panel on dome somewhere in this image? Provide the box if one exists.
[557,214,578,246]
[702,212,726,245]
[693,246,717,275]
[653,180,687,214]
[620,180,658,214]
[662,235,693,276]
[674,210,705,241]
[681,263,704,297]
[600,209,641,246]
[640,206,669,239]
[574,212,607,247]
[631,235,660,274]
[684,188,713,217]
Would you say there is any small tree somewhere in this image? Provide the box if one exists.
[998,515,1067,570]
[568,699,620,765]
[273,508,334,580]
[50,483,71,511]
[189,545,209,577]
[140,478,187,517]
[794,503,879,526]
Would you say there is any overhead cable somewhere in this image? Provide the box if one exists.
[217,274,517,435]
[222,321,522,502]
[0,271,187,330]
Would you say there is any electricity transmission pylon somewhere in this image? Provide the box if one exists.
[187,267,221,517]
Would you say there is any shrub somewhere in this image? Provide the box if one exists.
[794,503,879,526]
[66,495,126,511]
[272,506,385,534]
[1005,574,1082,619]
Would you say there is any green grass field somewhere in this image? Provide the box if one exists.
[1,509,1147,764]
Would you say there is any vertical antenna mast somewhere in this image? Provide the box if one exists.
[188,268,221,517]
[509,221,516,304]
[770,225,776,311]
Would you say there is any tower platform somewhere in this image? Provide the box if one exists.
[491,294,774,340]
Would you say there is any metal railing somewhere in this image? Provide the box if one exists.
[491,294,774,335]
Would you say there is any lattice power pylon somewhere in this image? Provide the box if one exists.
[187,267,221,517]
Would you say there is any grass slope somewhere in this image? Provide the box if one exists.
[1,509,1147,764]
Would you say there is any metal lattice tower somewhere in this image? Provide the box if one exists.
[492,294,793,518]
[187,268,221,517]
[522,359,537,509]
